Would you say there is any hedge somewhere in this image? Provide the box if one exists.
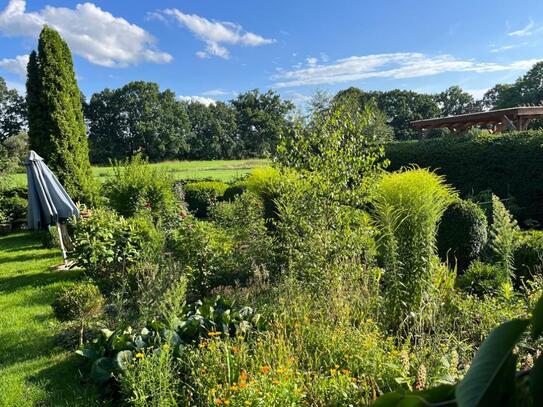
[386,131,543,224]
[184,181,229,218]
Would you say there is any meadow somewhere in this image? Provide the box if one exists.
[11,159,270,186]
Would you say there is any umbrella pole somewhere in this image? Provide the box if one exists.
[56,223,68,267]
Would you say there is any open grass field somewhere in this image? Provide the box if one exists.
[0,232,100,406]
[11,159,270,187]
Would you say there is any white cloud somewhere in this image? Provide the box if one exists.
[508,18,535,37]
[179,95,216,106]
[202,88,229,96]
[490,44,517,53]
[272,52,541,88]
[320,52,329,63]
[306,57,318,67]
[0,0,172,67]
[156,8,274,59]
[0,54,29,77]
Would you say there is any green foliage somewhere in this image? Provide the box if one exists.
[374,293,543,406]
[52,281,104,345]
[183,181,228,218]
[26,27,97,204]
[278,101,390,207]
[232,88,294,157]
[386,132,543,224]
[333,87,440,140]
[1,195,27,220]
[373,168,457,329]
[118,346,180,406]
[222,180,247,202]
[0,77,26,142]
[186,101,239,159]
[487,194,519,274]
[0,143,16,192]
[71,208,163,289]
[437,199,488,271]
[514,231,543,283]
[77,296,263,387]
[274,169,377,288]
[86,81,192,162]
[435,85,477,117]
[458,261,509,297]
[102,154,180,224]
[40,224,60,249]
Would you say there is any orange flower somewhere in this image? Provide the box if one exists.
[214,399,222,405]
[239,382,247,389]
[261,366,271,374]
[240,370,248,382]
[273,379,280,385]
[231,346,239,353]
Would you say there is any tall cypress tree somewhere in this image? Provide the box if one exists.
[26,26,96,204]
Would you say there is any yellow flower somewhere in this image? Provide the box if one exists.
[330,368,337,376]
[244,401,251,406]
[342,369,350,376]
[273,379,280,385]
[208,331,222,337]
[135,352,144,359]
[229,385,238,392]
[162,343,170,351]
[224,400,230,405]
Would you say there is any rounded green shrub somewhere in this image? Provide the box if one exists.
[437,199,488,271]
[457,261,507,297]
[2,195,27,220]
[222,180,247,202]
[513,230,543,283]
[183,181,228,218]
[52,282,104,345]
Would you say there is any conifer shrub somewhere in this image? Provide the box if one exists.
[457,261,508,297]
[183,181,228,218]
[26,27,98,204]
[437,199,488,271]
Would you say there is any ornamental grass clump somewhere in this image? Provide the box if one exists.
[374,168,457,330]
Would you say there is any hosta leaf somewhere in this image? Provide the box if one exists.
[372,385,456,406]
[90,357,114,385]
[455,319,528,407]
[114,350,133,371]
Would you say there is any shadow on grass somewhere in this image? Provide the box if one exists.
[28,353,104,407]
[0,268,80,294]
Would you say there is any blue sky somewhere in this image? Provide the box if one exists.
[0,0,542,106]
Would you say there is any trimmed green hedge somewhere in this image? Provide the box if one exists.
[184,181,229,218]
[386,131,543,224]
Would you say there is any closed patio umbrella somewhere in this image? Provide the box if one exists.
[25,150,80,265]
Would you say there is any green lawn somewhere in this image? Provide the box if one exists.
[0,232,100,406]
[12,158,270,187]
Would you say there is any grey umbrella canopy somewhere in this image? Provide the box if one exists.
[25,150,80,230]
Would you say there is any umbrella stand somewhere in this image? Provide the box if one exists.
[56,222,68,266]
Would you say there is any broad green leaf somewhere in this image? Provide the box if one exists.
[456,319,528,407]
[372,385,456,406]
[531,293,543,340]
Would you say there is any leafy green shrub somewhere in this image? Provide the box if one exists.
[103,154,179,224]
[245,167,282,224]
[274,169,377,288]
[71,208,163,289]
[437,199,487,271]
[52,282,104,345]
[183,181,228,218]
[386,131,543,224]
[514,230,543,283]
[1,195,27,220]
[457,261,508,297]
[373,168,456,329]
[222,180,247,202]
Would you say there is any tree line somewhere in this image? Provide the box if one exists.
[2,49,543,163]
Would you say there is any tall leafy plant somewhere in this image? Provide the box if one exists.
[487,194,519,277]
[373,168,457,330]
